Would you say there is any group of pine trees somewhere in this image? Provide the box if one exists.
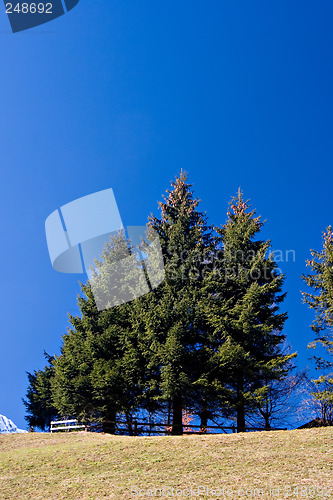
[24,172,333,433]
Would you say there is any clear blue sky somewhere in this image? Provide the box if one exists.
[1,1,332,430]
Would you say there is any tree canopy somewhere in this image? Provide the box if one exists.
[25,172,296,433]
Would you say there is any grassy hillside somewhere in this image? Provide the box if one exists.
[0,428,332,499]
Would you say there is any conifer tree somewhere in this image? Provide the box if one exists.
[143,171,216,434]
[207,190,294,431]
[51,233,145,433]
[23,353,57,430]
[302,226,333,423]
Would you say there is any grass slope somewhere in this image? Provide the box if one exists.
[0,428,332,499]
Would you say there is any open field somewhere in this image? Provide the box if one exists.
[0,428,332,499]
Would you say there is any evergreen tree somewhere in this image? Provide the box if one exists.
[52,233,145,433]
[23,352,57,431]
[206,190,294,431]
[142,171,216,434]
[302,226,333,423]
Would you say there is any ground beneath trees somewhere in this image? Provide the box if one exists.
[0,428,332,499]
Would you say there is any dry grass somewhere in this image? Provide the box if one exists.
[0,428,332,499]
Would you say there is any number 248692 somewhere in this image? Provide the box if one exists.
[5,3,53,14]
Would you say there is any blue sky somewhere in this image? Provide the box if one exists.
[0,0,332,430]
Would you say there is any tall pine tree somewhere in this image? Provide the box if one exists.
[302,226,333,423]
[142,171,216,434]
[52,233,145,433]
[23,352,57,431]
[206,190,294,431]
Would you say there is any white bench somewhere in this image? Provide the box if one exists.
[50,419,86,433]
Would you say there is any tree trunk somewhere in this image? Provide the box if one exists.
[264,414,271,430]
[166,400,172,435]
[200,398,208,433]
[102,409,117,434]
[125,412,133,436]
[237,376,246,433]
[167,400,171,426]
[264,398,271,429]
[172,397,183,435]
